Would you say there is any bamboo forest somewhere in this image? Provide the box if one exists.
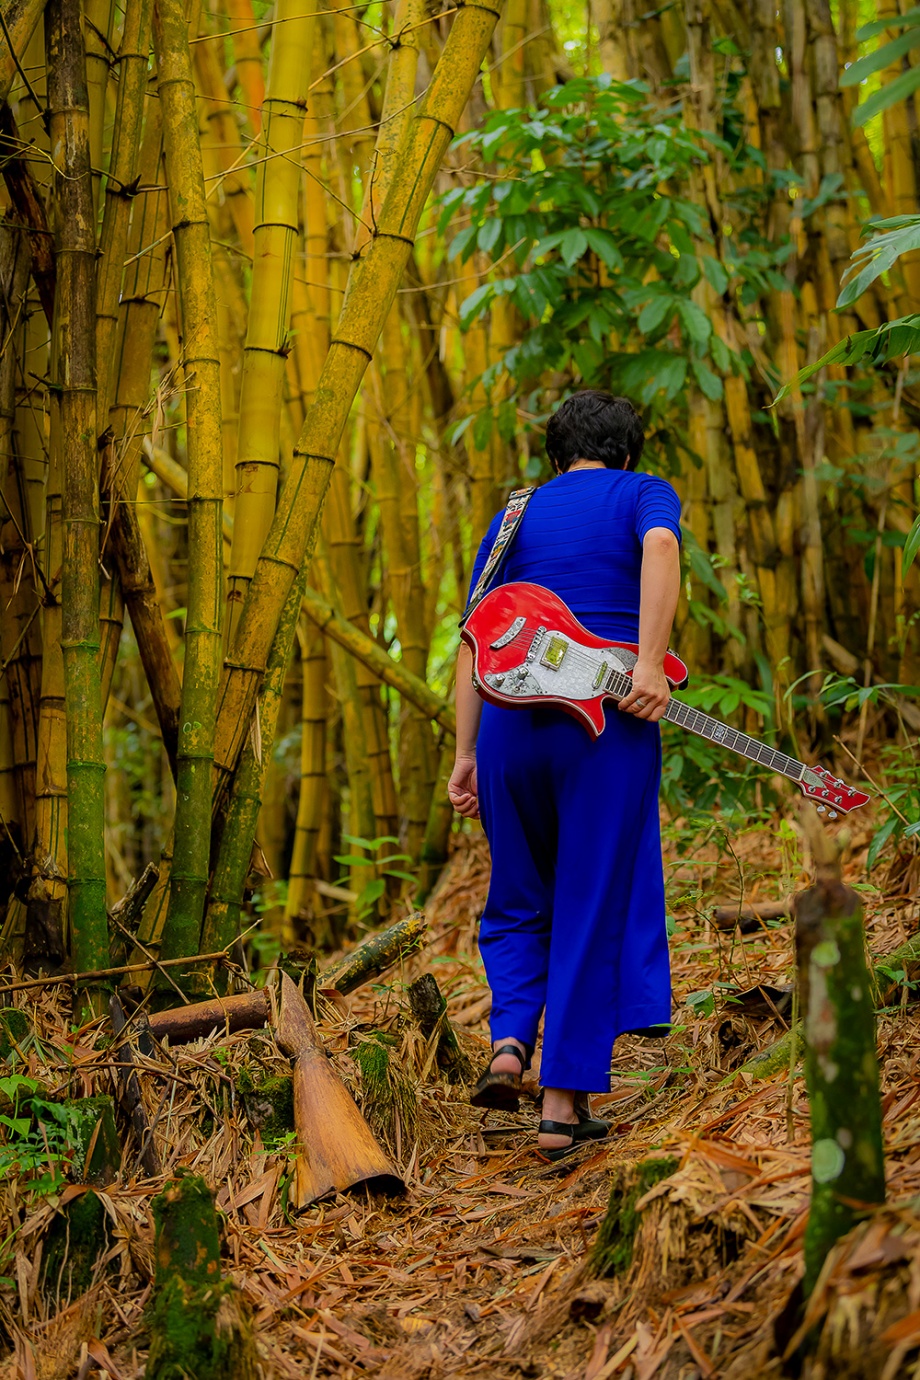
[2,0,920,1369]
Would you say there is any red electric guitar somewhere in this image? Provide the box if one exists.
[462,583,870,818]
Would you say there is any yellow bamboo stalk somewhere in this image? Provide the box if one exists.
[154,0,224,962]
[226,0,265,135]
[0,0,47,102]
[225,0,317,648]
[494,0,527,109]
[212,0,504,805]
[84,0,113,217]
[192,26,255,255]
[878,0,920,308]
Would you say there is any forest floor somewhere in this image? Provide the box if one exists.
[3,812,920,1380]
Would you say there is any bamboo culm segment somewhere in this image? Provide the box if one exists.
[154,0,224,963]
[0,0,46,101]
[795,877,885,1295]
[212,0,504,803]
[202,566,307,967]
[47,0,108,991]
[225,0,317,648]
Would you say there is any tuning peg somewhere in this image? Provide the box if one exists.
[828,811,838,820]
[816,804,826,814]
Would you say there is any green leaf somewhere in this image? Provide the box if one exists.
[856,6,920,41]
[333,854,372,868]
[582,227,624,270]
[472,408,493,450]
[867,815,899,871]
[840,29,920,86]
[837,216,920,307]
[677,299,712,344]
[560,228,588,266]
[903,513,920,577]
[775,315,920,400]
[854,65,920,127]
[458,283,492,326]
[638,295,673,333]
[477,218,503,255]
[690,358,723,400]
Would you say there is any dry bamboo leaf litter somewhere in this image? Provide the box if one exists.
[0,822,918,1376]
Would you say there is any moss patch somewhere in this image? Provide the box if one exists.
[146,1277,259,1380]
[236,1068,295,1145]
[353,1031,418,1154]
[40,1189,112,1306]
[0,1008,30,1061]
[590,1156,679,1278]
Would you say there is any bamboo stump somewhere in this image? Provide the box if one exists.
[407,973,472,1084]
[147,1172,258,1380]
[796,872,885,1295]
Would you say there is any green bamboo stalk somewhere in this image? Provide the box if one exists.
[796,874,885,1295]
[201,568,306,969]
[95,0,155,420]
[154,0,224,964]
[211,0,504,808]
[46,0,108,996]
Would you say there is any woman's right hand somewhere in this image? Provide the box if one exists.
[447,754,479,818]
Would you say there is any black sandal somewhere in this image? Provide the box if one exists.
[470,1043,530,1111]
[537,1097,610,1162]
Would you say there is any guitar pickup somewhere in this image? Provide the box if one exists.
[540,636,568,670]
[489,616,526,650]
[593,660,608,690]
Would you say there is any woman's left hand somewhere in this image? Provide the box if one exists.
[448,754,480,818]
[617,659,670,722]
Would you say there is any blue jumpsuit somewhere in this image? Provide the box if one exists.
[470,468,683,1093]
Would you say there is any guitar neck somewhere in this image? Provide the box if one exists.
[606,669,806,783]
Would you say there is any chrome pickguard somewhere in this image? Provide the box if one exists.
[483,630,634,701]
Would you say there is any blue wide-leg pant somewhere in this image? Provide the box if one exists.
[476,702,671,1093]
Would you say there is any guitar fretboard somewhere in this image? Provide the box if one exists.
[604,668,805,783]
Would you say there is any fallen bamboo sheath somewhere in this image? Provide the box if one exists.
[320,911,428,995]
[275,973,404,1207]
[147,988,271,1044]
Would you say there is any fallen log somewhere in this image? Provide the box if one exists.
[407,973,472,1084]
[275,973,404,1206]
[146,1172,258,1380]
[320,910,428,996]
[712,899,791,932]
[147,988,272,1045]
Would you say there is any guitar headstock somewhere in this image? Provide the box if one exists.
[798,764,870,818]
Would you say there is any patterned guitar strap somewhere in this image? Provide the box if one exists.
[460,486,536,626]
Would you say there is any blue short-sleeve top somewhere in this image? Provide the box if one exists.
[468,469,682,644]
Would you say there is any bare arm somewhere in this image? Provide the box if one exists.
[618,528,681,723]
[447,641,483,817]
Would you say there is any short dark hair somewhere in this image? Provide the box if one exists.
[545,391,645,473]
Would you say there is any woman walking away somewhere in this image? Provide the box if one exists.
[448,391,682,1160]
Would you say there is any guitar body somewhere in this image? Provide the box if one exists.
[462,582,690,740]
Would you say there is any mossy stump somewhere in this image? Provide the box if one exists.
[0,1008,30,1060]
[40,1188,113,1309]
[353,1031,418,1155]
[33,1094,121,1184]
[407,973,473,1084]
[591,1156,679,1278]
[796,876,885,1296]
[591,1154,755,1298]
[147,1172,258,1380]
[237,1067,295,1144]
